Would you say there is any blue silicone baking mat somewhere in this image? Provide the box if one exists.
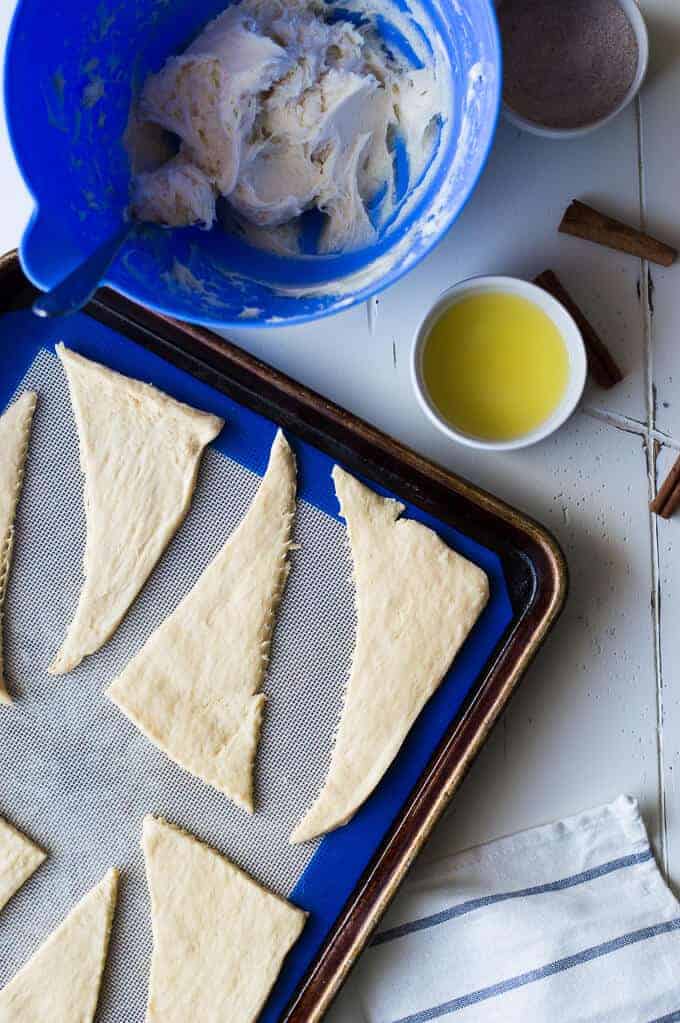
[0,305,514,1021]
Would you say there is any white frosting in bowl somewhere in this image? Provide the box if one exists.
[129,0,444,254]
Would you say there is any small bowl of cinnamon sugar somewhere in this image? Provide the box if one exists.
[496,0,649,138]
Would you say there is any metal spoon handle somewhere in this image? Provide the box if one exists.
[32,222,134,319]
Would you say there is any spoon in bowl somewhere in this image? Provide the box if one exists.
[32,221,135,318]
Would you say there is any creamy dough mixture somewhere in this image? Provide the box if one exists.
[129,0,443,254]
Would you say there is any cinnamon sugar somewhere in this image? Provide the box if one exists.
[498,0,639,130]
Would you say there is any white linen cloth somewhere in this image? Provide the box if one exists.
[327,796,680,1023]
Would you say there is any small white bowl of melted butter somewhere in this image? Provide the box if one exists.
[411,276,587,452]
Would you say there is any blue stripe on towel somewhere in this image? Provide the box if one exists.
[389,918,680,1023]
[648,1013,680,1022]
[372,848,654,946]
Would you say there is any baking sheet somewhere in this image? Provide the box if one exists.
[0,307,513,1021]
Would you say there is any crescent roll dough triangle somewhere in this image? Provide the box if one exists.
[0,868,118,1023]
[0,392,36,703]
[50,345,223,675]
[143,816,306,1023]
[291,467,490,844]
[108,430,296,812]
[0,816,45,913]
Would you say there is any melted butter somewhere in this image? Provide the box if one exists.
[423,291,569,442]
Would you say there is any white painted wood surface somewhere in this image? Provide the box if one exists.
[0,0,678,988]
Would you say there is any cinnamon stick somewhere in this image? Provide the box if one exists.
[534,269,624,389]
[559,200,677,267]
[651,453,680,519]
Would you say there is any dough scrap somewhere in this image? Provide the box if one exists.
[0,868,118,1023]
[291,467,490,843]
[0,816,45,913]
[108,430,296,812]
[143,816,306,1023]
[0,392,36,703]
[50,345,224,675]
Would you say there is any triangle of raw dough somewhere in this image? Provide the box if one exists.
[0,816,45,913]
[50,344,224,675]
[108,430,296,811]
[0,392,37,703]
[142,816,306,1023]
[291,467,490,844]
[0,868,118,1023]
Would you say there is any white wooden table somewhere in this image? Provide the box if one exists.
[1,0,679,970]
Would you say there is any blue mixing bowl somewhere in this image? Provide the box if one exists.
[5,0,500,327]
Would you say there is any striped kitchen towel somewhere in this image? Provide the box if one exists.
[327,796,680,1023]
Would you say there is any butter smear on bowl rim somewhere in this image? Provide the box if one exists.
[411,276,587,451]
